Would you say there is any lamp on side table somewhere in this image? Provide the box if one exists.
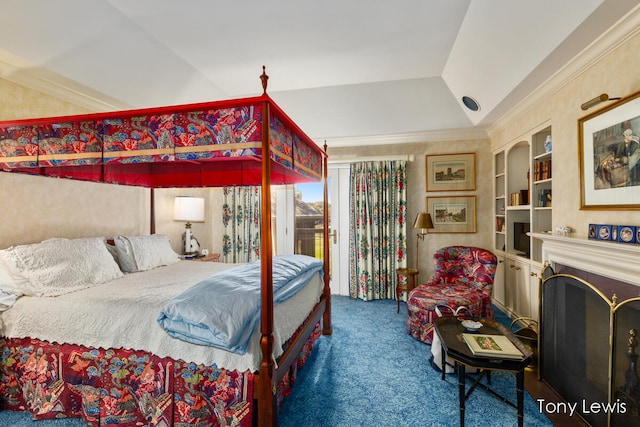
[174,196,205,256]
[396,213,434,313]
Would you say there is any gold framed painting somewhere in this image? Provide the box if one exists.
[425,152,476,192]
[579,89,640,210]
[426,195,476,233]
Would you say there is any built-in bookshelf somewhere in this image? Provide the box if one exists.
[494,151,506,252]
[492,123,552,321]
[493,124,552,262]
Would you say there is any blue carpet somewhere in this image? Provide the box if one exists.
[0,411,84,426]
[0,298,550,426]
[278,296,552,427]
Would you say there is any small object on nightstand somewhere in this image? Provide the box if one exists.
[396,268,419,313]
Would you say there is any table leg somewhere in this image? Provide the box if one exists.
[458,362,466,427]
[441,343,446,381]
[516,369,524,427]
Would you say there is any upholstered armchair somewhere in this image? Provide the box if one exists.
[406,246,497,344]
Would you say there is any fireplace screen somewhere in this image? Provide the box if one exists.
[541,270,640,426]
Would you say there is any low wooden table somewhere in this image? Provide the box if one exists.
[395,268,418,313]
[188,253,220,262]
[433,317,533,427]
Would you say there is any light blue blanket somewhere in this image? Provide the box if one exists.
[157,254,323,354]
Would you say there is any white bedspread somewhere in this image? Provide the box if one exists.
[0,260,323,372]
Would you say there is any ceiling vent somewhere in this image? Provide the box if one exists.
[462,96,480,112]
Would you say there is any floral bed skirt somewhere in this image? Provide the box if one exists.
[0,323,320,426]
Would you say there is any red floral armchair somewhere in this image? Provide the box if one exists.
[406,246,497,344]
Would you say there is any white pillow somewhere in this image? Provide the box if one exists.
[0,289,18,312]
[113,236,138,273]
[0,249,38,296]
[114,234,179,272]
[2,237,124,297]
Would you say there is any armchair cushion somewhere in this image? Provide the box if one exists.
[406,246,497,344]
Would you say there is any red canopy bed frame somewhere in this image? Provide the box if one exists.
[0,68,331,427]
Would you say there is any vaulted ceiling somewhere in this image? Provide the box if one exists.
[1,0,638,146]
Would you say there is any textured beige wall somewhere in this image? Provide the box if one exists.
[0,173,149,248]
[329,139,492,283]
[0,80,150,248]
[0,79,86,121]
[489,30,640,239]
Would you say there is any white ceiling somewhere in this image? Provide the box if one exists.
[0,0,639,147]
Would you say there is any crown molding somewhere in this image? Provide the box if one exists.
[487,4,640,138]
[0,50,131,113]
[317,127,489,148]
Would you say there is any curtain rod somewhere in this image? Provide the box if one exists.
[327,154,415,164]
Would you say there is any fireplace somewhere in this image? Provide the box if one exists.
[532,233,640,426]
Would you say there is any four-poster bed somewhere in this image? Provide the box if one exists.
[0,68,331,427]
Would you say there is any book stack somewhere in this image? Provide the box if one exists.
[462,333,524,360]
[538,189,552,207]
[534,160,552,181]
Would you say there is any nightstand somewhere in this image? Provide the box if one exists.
[190,253,220,262]
[396,268,419,313]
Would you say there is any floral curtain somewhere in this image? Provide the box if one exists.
[222,186,261,263]
[349,161,407,300]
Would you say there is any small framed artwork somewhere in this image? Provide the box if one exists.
[579,89,640,210]
[426,195,476,233]
[618,226,636,243]
[425,152,476,192]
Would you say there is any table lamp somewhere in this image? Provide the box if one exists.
[174,197,205,255]
[413,212,434,268]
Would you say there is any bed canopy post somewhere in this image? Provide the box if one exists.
[150,188,156,234]
[258,67,277,427]
[322,142,332,335]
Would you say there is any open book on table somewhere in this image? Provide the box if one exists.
[462,333,524,360]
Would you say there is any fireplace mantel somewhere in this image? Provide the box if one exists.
[530,232,640,287]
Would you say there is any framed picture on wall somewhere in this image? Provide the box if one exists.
[425,152,476,192]
[426,195,476,233]
[579,89,640,210]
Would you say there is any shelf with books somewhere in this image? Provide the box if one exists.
[533,157,552,182]
[505,205,530,211]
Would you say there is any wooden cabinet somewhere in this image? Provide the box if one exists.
[505,256,531,319]
[493,255,506,307]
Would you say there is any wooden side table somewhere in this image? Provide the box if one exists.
[433,317,533,427]
[395,268,419,313]
[190,253,220,262]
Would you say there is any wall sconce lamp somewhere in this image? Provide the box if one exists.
[413,212,434,268]
[581,93,620,111]
[174,197,205,256]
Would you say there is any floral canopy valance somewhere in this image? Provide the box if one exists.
[0,95,324,188]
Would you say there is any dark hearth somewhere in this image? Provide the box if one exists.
[540,264,640,426]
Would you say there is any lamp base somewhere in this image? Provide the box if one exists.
[182,224,200,256]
